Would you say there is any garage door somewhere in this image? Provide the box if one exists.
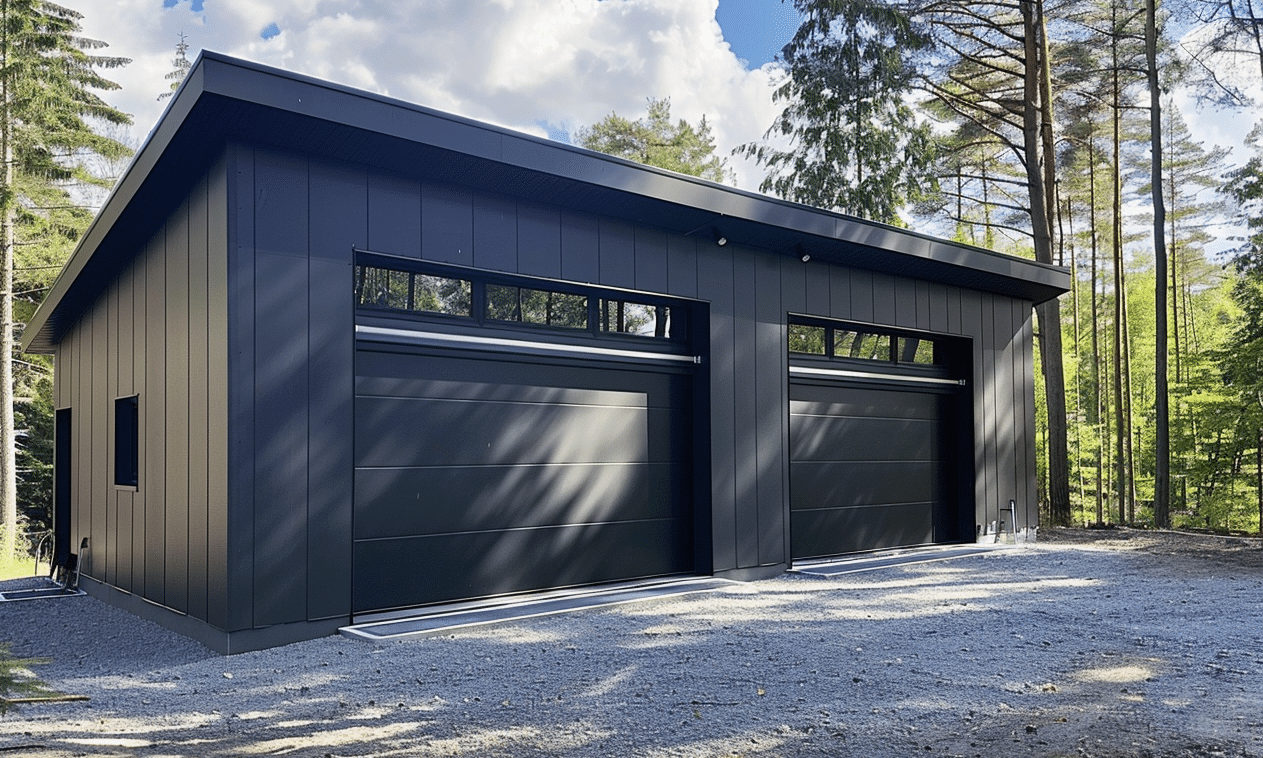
[788,319,964,559]
[350,257,697,614]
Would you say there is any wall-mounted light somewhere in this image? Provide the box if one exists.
[713,228,728,246]
[801,253,811,262]
[794,243,809,262]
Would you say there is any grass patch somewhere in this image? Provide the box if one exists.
[0,554,38,582]
[0,644,54,715]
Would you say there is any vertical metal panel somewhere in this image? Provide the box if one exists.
[848,268,874,322]
[893,276,917,328]
[1022,304,1037,529]
[91,297,108,583]
[367,172,420,258]
[598,218,635,289]
[421,183,473,266]
[516,203,562,279]
[754,252,785,566]
[828,266,851,320]
[187,177,211,622]
[307,158,362,621]
[472,194,517,272]
[697,243,736,571]
[666,234,697,298]
[732,246,759,568]
[252,150,311,627]
[948,285,963,334]
[634,227,668,293]
[106,280,119,585]
[226,144,256,631]
[804,261,830,315]
[994,294,1016,524]
[130,246,148,598]
[560,211,599,284]
[71,329,85,562]
[144,232,167,603]
[165,200,191,615]
[872,272,897,325]
[981,294,999,533]
[928,282,949,332]
[114,268,134,592]
[960,289,987,537]
[780,253,807,315]
[206,155,232,629]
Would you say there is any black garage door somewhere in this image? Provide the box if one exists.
[787,318,966,559]
[790,380,959,558]
[352,341,695,613]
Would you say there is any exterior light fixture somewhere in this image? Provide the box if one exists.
[801,253,811,262]
[713,229,728,246]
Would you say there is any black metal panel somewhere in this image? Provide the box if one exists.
[352,342,693,613]
[421,183,473,266]
[829,266,850,319]
[225,144,257,632]
[755,252,785,566]
[144,232,167,604]
[54,409,71,568]
[188,178,212,622]
[848,268,874,322]
[732,247,760,567]
[165,199,191,615]
[789,380,957,559]
[307,161,362,621]
[367,171,421,259]
[473,194,517,272]
[517,203,562,278]
[560,211,599,284]
[634,226,668,293]
[91,291,109,584]
[666,234,697,298]
[206,154,231,630]
[696,244,736,570]
[599,218,636,289]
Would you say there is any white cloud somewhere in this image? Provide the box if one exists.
[78,0,783,190]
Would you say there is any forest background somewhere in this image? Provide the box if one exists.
[4,0,1263,565]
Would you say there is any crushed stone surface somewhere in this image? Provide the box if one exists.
[1,527,1261,757]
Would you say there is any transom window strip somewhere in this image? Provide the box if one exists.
[789,321,939,367]
[354,260,685,341]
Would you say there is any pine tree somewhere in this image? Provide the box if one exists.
[157,32,190,102]
[1,0,130,558]
[576,97,732,183]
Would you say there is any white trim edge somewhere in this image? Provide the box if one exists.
[356,324,702,365]
[789,365,964,386]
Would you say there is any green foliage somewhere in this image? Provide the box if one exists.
[737,0,937,224]
[576,97,731,183]
[2,0,132,556]
[157,32,191,102]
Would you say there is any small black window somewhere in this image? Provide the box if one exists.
[600,299,672,338]
[788,323,826,354]
[487,285,589,328]
[354,265,472,317]
[114,395,139,488]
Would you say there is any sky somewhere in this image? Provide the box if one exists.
[80,0,803,192]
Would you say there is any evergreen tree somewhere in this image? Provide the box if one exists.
[157,32,190,102]
[1,0,130,558]
[736,0,937,224]
[576,97,732,183]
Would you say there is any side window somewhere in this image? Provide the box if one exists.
[114,395,139,488]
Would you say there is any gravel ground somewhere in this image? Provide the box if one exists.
[1,528,1261,758]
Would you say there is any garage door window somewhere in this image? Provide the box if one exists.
[790,317,942,368]
[355,253,690,344]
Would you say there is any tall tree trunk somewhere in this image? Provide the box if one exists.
[1148,0,1171,528]
[1,4,17,560]
[1111,17,1127,525]
[1023,0,1072,527]
[1090,136,1105,526]
[1122,263,1138,523]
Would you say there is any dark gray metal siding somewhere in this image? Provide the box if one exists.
[51,160,231,625]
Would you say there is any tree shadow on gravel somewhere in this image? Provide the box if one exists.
[1,543,1261,758]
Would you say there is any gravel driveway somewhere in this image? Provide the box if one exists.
[1,528,1261,758]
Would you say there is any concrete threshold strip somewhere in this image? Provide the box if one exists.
[340,576,737,642]
[0,578,85,602]
[791,545,1009,577]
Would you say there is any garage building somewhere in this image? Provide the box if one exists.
[21,53,1069,653]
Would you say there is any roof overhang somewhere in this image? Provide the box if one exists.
[21,51,1070,354]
